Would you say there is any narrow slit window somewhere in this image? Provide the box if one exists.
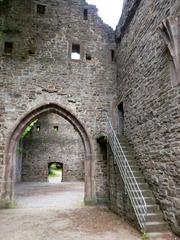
[4,42,13,54]
[111,49,115,62]
[37,4,46,14]
[54,126,59,132]
[83,9,88,20]
[36,126,40,132]
[71,44,80,60]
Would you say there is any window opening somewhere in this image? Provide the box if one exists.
[36,126,40,132]
[83,9,88,20]
[28,49,35,55]
[4,42,13,54]
[54,126,59,132]
[86,53,91,60]
[37,4,46,14]
[111,49,115,62]
[118,102,124,135]
[71,43,80,60]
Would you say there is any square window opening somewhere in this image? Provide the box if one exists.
[54,126,59,132]
[84,9,88,20]
[4,42,13,54]
[37,4,46,14]
[71,44,80,60]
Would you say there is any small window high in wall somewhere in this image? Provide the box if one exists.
[83,9,88,20]
[4,42,13,54]
[71,43,80,60]
[111,49,115,62]
[118,102,124,135]
[54,126,59,132]
[37,4,46,14]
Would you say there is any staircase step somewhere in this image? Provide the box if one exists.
[111,133,171,237]
[130,182,149,190]
[129,165,141,171]
[136,204,160,212]
[144,197,156,205]
[147,204,161,212]
[134,197,155,205]
[146,213,164,222]
[145,221,169,233]
[132,170,144,177]
[129,176,145,183]
[141,190,154,198]
[129,189,153,198]
[147,232,172,239]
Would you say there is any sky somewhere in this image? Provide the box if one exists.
[86,0,124,29]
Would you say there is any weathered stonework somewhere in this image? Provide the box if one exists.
[0,0,179,236]
[115,0,180,234]
[21,113,84,182]
[0,0,116,205]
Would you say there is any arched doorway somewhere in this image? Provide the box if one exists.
[48,162,63,183]
[3,103,96,205]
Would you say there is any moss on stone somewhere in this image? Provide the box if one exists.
[0,199,16,209]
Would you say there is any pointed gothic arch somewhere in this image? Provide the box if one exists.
[3,103,96,205]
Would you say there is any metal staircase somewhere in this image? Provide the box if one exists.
[107,117,172,239]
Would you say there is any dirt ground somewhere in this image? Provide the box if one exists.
[0,182,140,240]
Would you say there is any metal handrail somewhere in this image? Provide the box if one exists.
[107,116,147,229]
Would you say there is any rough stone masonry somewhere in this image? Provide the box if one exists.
[0,0,179,236]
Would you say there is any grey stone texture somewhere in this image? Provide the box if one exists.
[115,0,180,234]
[0,0,116,204]
[21,113,84,182]
[0,0,179,236]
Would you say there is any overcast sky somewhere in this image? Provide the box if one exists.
[86,0,124,29]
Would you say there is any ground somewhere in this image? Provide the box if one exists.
[0,182,140,240]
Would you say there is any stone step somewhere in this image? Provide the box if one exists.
[115,135,171,237]
[144,197,156,205]
[129,165,141,171]
[134,197,155,205]
[145,221,169,233]
[123,150,135,157]
[136,204,160,213]
[147,204,161,213]
[146,213,164,222]
[147,231,172,239]
[125,155,134,161]
[141,190,154,198]
[129,176,145,183]
[132,170,144,178]
[130,182,149,190]
[130,189,153,198]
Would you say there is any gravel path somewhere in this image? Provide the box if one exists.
[0,182,140,240]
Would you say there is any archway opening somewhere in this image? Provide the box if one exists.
[3,103,95,206]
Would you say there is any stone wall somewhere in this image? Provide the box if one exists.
[0,0,116,203]
[21,113,84,182]
[115,0,180,234]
